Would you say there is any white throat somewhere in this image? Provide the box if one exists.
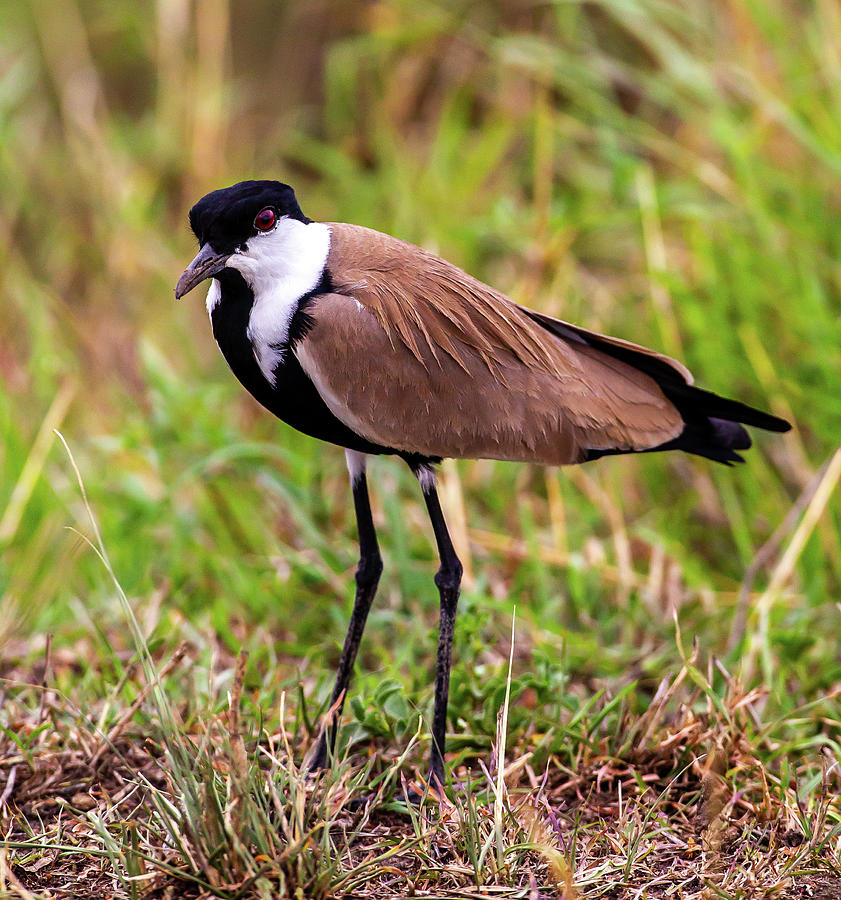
[224,218,331,386]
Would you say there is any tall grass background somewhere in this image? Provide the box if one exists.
[2,0,840,846]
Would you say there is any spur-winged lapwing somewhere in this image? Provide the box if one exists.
[176,180,790,787]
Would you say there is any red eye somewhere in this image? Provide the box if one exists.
[254,208,277,231]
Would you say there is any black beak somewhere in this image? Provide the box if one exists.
[175,243,231,299]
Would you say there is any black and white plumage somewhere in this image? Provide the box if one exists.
[176,180,790,786]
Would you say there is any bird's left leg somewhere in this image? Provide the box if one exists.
[414,462,463,791]
[310,451,382,770]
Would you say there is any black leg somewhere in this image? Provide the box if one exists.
[310,467,382,770]
[417,468,463,790]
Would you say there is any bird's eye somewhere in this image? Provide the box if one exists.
[254,208,277,231]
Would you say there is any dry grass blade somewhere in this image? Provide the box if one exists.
[494,608,517,871]
[89,641,188,768]
[0,378,76,545]
[744,447,841,680]
[228,648,249,783]
[728,458,834,651]
[34,634,52,729]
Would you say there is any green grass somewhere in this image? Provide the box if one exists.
[2,0,841,896]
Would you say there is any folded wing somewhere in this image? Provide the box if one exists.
[293,224,700,465]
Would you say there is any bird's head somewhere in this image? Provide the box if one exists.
[175,180,311,299]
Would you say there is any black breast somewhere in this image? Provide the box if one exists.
[209,270,393,455]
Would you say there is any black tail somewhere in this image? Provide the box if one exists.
[638,383,789,465]
[585,414,755,465]
[619,414,754,465]
[525,310,791,466]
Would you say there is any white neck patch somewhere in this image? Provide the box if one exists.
[224,218,331,386]
[206,279,221,314]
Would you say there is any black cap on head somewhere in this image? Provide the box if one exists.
[188,180,309,252]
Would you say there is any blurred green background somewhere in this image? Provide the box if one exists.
[1,0,839,759]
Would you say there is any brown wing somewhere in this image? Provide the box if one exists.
[294,224,687,465]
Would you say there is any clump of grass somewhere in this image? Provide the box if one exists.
[2,451,840,896]
[4,607,840,897]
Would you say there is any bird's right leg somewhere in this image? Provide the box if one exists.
[310,451,382,770]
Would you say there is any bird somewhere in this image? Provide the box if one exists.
[175,179,791,788]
